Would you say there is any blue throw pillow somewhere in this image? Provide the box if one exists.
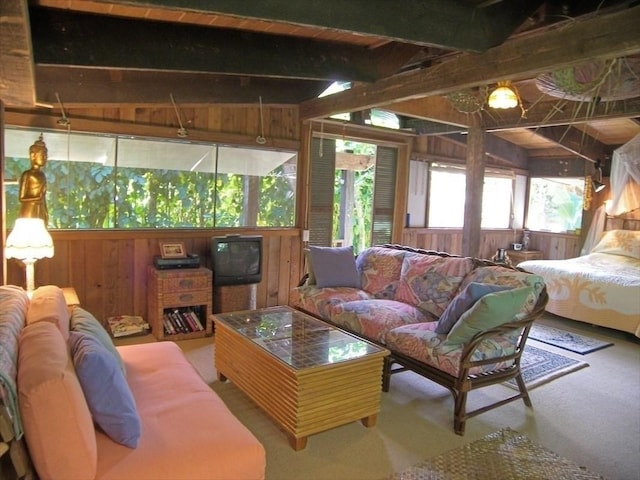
[435,282,513,334]
[70,306,126,377]
[309,245,361,289]
[69,331,141,448]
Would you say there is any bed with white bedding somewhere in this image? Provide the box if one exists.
[519,229,640,337]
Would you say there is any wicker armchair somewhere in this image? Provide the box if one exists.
[382,286,548,435]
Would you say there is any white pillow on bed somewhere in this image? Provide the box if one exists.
[590,230,640,259]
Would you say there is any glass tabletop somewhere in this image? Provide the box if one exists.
[214,306,386,370]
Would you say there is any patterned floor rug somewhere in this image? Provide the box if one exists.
[529,324,613,354]
[504,344,588,390]
[387,428,604,480]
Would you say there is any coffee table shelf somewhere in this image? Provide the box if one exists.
[213,306,389,450]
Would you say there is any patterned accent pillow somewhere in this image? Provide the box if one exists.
[357,247,406,298]
[591,229,640,259]
[395,253,474,317]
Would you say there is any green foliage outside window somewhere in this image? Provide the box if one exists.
[4,129,296,230]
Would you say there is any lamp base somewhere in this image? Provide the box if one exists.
[24,259,36,297]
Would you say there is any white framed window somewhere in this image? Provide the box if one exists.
[526,177,585,233]
[426,163,519,229]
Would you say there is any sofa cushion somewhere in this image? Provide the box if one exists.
[446,286,533,345]
[395,253,475,317]
[290,285,373,320]
[309,245,361,288]
[331,299,432,343]
[385,322,518,376]
[435,282,513,334]
[69,331,142,448]
[26,285,70,340]
[18,321,97,480]
[70,306,126,376]
[356,246,406,299]
[94,342,266,480]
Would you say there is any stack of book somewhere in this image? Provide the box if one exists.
[163,308,205,335]
[107,315,150,338]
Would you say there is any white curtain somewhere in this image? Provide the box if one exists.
[607,133,640,216]
[582,134,640,254]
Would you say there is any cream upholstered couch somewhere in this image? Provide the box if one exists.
[290,245,548,434]
[0,285,265,480]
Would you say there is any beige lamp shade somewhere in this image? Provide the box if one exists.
[5,218,54,294]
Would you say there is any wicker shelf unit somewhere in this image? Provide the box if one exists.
[147,266,213,341]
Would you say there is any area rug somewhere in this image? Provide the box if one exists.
[503,344,588,390]
[529,324,613,354]
[386,427,604,479]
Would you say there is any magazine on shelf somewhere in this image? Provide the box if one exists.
[107,315,150,337]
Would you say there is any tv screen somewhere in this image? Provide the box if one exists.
[211,235,263,286]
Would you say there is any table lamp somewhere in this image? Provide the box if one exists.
[5,218,54,296]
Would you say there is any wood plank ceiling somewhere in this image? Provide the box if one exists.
[1,0,639,165]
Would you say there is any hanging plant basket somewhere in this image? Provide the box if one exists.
[536,57,640,102]
[446,86,488,114]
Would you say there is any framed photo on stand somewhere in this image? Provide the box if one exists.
[160,242,187,259]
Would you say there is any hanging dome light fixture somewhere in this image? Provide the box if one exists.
[488,81,519,109]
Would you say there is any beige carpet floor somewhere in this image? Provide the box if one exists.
[175,313,639,480]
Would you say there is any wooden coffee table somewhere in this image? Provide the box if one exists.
[213,305,389,450]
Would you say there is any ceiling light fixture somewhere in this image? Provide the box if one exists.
[169,93,188,138]
[488,81,519,109]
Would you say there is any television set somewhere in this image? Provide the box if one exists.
[211,235,263,286]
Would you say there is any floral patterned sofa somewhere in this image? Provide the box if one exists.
[290,245,548,435]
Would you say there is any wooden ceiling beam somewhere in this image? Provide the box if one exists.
[533,125,608,163]
[0,0,35,107]
[483,97,640,130]
[299,5,640,120]
[93,0,541,52]
[30,7,418,83]
[443,132,530,168]
[34,67,330,106]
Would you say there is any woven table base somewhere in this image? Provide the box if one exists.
[388,428,604,480]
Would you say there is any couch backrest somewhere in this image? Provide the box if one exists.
[0,286,30,439]
[356,246,406,298]
[395,252,475,317]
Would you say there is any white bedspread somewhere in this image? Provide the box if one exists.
[520,252,640,337]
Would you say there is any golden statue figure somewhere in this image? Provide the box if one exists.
[19,134,49,224]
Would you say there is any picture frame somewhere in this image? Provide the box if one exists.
[159,242,187,259]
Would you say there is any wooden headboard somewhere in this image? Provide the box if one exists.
[605,209,640,231]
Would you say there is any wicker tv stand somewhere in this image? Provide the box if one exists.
[213,306,389,450]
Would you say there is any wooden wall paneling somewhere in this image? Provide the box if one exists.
[80,239,104,320]
[207,106,223,132]
[266,235,281,306]
[277,236,291,306]
[133,238,152,317]
[102,238,122,319]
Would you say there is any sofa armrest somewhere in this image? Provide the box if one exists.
[459,285,549,375]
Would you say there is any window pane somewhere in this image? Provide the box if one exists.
[481,176,513,228]
[4,127,297,229]
[527,177,584,233]
[428,169,466,227]
[428,165,514,229]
